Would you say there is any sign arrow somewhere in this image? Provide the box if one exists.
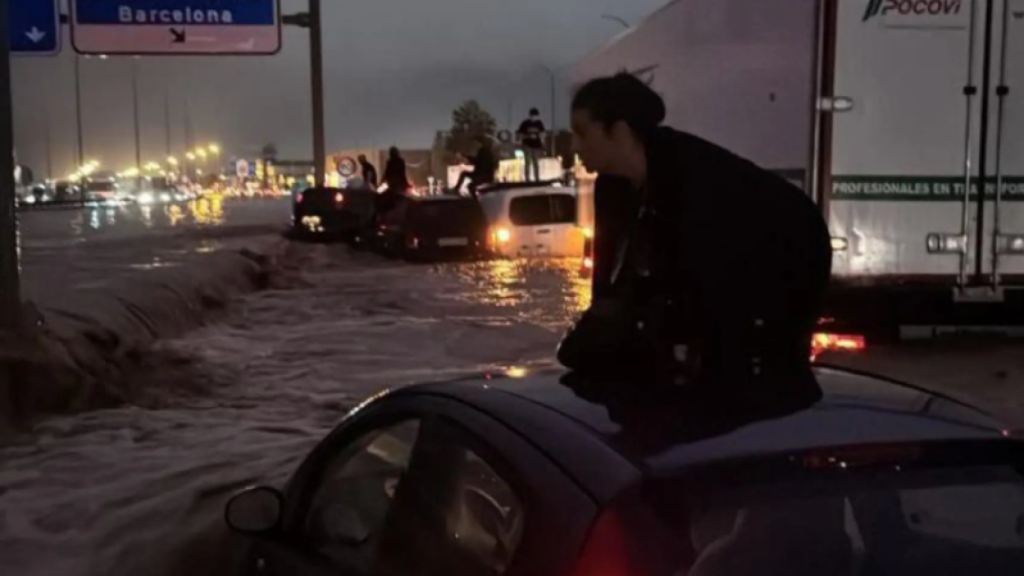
[170,28,186,43]
[25,27,47,44]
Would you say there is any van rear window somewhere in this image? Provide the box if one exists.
[509,194,576,226]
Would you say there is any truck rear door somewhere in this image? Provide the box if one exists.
[985,0,1024,282]
[827,0,983,285]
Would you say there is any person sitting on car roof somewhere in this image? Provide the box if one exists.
[358,154,378,190]
[451,136,497,197]
[557,73,832,402]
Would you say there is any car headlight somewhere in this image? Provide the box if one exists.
[138,192,155,205]
[494,228,511,244]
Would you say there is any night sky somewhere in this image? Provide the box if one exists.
[11,0,667,177]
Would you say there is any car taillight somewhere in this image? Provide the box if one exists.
[811,332,866,361]
[334,192,344,204]
[296,192,304,204]
[573,509,633,576]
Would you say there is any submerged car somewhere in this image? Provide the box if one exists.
[225,365,1024,576]
[291,186,367,240]
[375,194,490,262]
[477,181,588,259]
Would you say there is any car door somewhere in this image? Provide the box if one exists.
[547,193,583,258]
[244,395,597,576]
[508,195,551,257]
[248,416,424,576]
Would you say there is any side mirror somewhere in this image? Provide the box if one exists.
[225,486,285,535]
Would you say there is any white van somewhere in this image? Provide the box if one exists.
[477,183,589,258]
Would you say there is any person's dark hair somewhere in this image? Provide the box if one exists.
[529,107,540,116]
[571,73,666,137]
[389,146,401,159]
[358,154,367,162]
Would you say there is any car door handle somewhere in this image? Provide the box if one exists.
[536,229,552,235]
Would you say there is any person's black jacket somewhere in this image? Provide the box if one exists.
[360,161,378,188]
[470,145,497,182]
[383,157,409,191]
[585,127,832,392]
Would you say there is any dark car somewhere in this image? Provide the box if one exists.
[292,187,370,241]
[374,195,490,262]
[225,366,1024,576]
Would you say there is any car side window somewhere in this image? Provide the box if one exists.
[303,419,420,575]
[373,419,526,576]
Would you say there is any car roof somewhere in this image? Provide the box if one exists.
[478,180,568,194]
[414,365,1015,474]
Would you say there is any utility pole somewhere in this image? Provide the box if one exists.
[0,0,23,331]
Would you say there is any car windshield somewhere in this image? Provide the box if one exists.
[649,463,1024,575]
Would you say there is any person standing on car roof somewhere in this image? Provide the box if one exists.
[452,136,497,197]
[358,154,378,189]
[517,108,546,182]
[382,147,410,194]
[557,73,832,404]
[375,147,410,224]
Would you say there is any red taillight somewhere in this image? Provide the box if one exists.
[811,332,866,361]
[296,192,304,203]
[573,510,632,576]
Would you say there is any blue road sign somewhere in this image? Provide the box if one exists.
[73,0,277,26]
[71,0,281,56]
[10,0,62,56]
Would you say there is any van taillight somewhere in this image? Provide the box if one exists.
[573,510,633,576]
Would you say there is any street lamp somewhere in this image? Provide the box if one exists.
[208,144,220,155]
[186,152,196,161]
[600,14,630,28]
[195,148,208,159]
[167,156,178,166]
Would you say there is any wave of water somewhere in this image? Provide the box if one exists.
[0,242,590,576]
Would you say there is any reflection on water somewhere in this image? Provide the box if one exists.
[190,196,225,226]
[64,196,230,235]
[166,205,185,227]
[140,205,154,228]
[447,257,592,329]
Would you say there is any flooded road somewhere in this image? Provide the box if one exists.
[20,198,290,299]
[2,237,1024,575]
[0,242,589,576]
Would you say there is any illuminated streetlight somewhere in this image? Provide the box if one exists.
[186,152,196,161]
[167,156,178,166]
[207,144,220,155]
[195,149,208,159]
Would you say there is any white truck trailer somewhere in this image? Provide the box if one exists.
[572,0,1024,339]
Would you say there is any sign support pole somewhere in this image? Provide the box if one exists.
[309,0,326,187]
[0,0,23,333]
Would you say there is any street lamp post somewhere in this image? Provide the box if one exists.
[74,56,86,171]
[132,58,142,191]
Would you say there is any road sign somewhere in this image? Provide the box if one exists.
[10,0,61,56]
[70,0,281,56]
[235,159,250,178]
